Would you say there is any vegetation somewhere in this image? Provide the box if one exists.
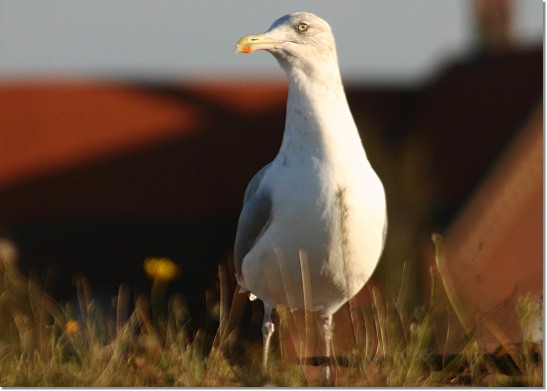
[0,235,542,386]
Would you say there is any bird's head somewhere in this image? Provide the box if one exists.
[236,12,339,78]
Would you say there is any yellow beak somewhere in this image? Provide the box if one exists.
[236,34,281,54]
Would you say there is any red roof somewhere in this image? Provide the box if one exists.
[0,80,288,220]
[0,80,287,191]
[443,103,543,350]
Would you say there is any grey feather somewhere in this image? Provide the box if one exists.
[234,163,273,282]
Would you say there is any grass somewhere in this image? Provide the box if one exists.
[0,235,542,386]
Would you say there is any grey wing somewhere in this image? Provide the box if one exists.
[234,163,273,284]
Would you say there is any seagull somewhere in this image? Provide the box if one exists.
[234,12,387,379]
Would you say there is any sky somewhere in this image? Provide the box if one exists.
[0,0,543,85]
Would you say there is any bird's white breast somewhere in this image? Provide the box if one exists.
[241,135,386,315]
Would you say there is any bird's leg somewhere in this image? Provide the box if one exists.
[319,314,334,384]
[262,304,275,369]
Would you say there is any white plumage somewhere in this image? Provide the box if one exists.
[234,12,387,379]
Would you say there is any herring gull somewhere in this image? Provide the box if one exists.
[234,12,387,379]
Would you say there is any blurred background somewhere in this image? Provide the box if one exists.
[0,0,543,350]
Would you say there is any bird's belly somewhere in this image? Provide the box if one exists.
[242,164,386,315]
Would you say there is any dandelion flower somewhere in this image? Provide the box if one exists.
[144,257,181,282]
[64,319,80,336]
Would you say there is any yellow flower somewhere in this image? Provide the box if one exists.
[143,257,181,282]
[64,319,80,336]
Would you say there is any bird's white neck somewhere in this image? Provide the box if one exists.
[275,64,365,168]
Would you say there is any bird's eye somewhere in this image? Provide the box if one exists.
[296,23,308,32]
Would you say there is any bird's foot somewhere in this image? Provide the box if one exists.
[262,314,275,369]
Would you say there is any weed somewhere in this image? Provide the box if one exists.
[0,236,542,386]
